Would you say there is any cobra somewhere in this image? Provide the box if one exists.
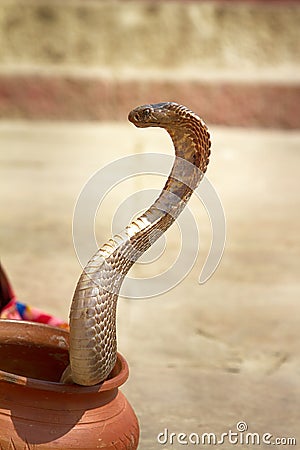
[61,102,211,386]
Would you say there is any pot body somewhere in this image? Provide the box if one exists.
[0,320,139,449]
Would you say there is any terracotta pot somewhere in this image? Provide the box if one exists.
[0,320,139,449]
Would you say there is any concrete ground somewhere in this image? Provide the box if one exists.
[1,121,300,448]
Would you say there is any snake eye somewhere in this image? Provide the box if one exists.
[143,108,151,119]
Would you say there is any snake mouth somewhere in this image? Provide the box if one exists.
[128,109,157,128]
[130,120,159,128]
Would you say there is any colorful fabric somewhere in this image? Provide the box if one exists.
[0,298,69,329]
[0,264,68,329]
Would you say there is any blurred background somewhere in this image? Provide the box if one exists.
[1,0,300,448]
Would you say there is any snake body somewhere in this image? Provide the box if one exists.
[61,102,211,386]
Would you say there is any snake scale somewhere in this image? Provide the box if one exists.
[61,102,211,386]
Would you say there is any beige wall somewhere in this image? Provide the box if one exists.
[0,1,299,77]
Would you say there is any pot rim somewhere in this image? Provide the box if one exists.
[0,319,129,393]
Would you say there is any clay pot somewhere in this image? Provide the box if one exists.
[0,320,139,449]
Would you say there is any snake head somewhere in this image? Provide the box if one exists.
[128,102,182,128]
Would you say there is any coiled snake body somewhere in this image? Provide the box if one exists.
[61,102,211,386]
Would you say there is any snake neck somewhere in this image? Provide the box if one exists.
[142,116,211,233]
